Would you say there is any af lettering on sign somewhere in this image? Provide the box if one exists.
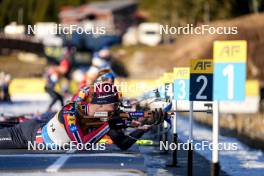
[213,40,247,101]
[173,67,190,100]
[190,59,213,101]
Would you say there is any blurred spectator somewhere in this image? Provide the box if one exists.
[0,72,12,102]
[260,87,264,112]
[44,66,64,112]
[59,45,75,78]
[58,48,73,95]
[0,72,4,100]
[59,53,71,76]
[78,66,100,88]
[74,47,112,88]
[92,47,112,69]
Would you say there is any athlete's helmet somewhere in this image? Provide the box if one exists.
[95,72,115,84]
[74,82,120,116]
[94,69,116,84]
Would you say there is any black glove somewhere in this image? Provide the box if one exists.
[152,108,165,125]
[108,116,126,129]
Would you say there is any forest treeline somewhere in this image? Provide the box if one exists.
[0,0,263,27]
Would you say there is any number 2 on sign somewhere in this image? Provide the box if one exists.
[223,64,234,100]
[196,75,208,100]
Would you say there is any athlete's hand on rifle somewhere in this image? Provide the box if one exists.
[135,108,167,131]
[130,120,141,127]
[129,120,152,131]
[137,124,152,131]
[108,116,126,129]
[142,108,166,126]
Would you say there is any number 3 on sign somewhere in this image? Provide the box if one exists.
[173,67,190,100]
[177,80,186,99]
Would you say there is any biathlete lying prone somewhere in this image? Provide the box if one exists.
[0,82,167,150]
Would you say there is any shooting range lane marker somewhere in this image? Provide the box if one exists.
[189,101,193,142]
[172,100,178,166]
[166,99,178,167]
[188,59,214,176]
[213,40,247,101]
[212,40,247,176]
[162,72,174,100]
[46,149,76,172]
[173,100,177,134]
[188,101,194,176]
[212,101,220,174]
[167,67,190,167]
[190,59,214,102]
[211,87,220,176]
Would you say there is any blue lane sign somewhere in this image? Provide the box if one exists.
[161,73,174,99]
[158,85,165,99]
[164,83,173,99]
[213,41,247,101]
[190,59,214,101]
[173,67,190,100]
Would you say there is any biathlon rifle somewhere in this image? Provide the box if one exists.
[79,101,173,129]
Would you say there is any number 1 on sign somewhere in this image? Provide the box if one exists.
[223,64,234,100]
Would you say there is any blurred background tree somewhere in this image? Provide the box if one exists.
[139,0,264,24]
[0,0,263,27]
[0,0,89,26]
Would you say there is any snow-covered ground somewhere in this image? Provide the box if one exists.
[0,94,61,115]
[176,115,264,176]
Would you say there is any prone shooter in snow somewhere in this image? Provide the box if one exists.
[0,82,170,150]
